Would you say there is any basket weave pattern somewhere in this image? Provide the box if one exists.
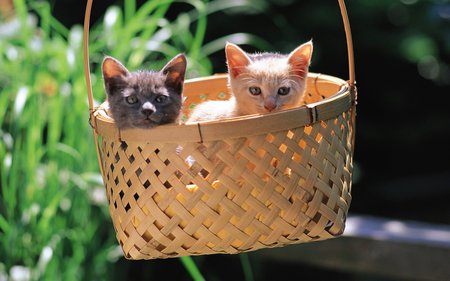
[99,78,355,260]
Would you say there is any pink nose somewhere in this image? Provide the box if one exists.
[264,98,277,112]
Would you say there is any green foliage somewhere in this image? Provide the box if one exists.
[0,0,114,278]
[0,0,263,279]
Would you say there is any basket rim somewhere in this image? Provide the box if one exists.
[93,72,352,143]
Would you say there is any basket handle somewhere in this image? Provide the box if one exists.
[83,0,94,117]
[83,0,104,176]
[338,0,356,86]
[83,0,355,115]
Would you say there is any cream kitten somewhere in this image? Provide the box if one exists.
[187,41,313,122]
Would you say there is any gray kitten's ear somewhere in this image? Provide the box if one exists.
[225,42,252,78]
[161,53,187,94]
[287,40,313,80]
[102,56,130,97]
[102,56,130,79]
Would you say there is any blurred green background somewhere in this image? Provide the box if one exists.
[1,0,449,280]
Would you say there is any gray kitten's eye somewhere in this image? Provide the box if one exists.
[125,95,138,104]
[277,87,290,96]
[155,95,167,103]
[249,87,261,96]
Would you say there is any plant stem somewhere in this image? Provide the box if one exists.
[180,256,205,281]
[240,253,254,281]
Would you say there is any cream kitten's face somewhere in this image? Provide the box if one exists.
[226,41,313,115]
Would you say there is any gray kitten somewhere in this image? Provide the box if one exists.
[102,54,187,129]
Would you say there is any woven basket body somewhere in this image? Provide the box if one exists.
[83,0,356,261]
[92,73,356,259]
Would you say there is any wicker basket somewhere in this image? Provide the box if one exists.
[83,0,357,260]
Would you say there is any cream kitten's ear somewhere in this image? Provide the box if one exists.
[287,40,313,80]
[225,42,252,78]
[161,53,187,94]
[102,56,130,79]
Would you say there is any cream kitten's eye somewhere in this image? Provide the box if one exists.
[155,95,167,103]
[125,95,138,104]
[277,87,290,96]
[249,87,261,96]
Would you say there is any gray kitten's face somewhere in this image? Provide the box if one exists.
[102,54,187,129]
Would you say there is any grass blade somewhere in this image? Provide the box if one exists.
[200,33,271,57]
[124,0,136,24]
[180,256,205,281]
[240,253,254,281]
[0,214,10,232]
[187,0,208,61]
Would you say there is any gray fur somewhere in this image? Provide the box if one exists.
[102,54,187,129]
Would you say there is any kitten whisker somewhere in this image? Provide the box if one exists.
[287,79,300,89]
[290,74,306,81]
[240,77,258,84]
